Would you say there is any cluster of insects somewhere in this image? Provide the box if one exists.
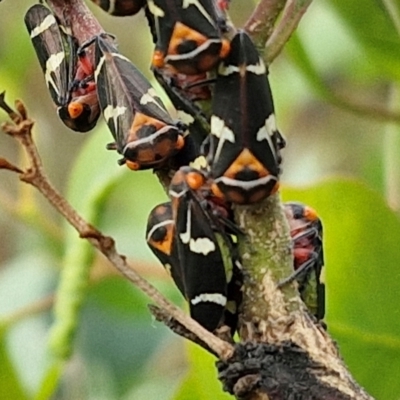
[25,0,325,333]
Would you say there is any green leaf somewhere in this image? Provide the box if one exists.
[172,343,232,400]
[282,178,400,399]
[327,0,400,80]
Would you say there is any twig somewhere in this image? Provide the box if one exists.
[0,95,234,362]
[148,305,216,355]
[244,0,287,51]
[265,0,313,64]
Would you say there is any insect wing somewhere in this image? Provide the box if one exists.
[148,0,228,74]
[94,38,174,153]
[153,67,209,145]
[24,4,70,106]
[284,202,325,321]
[146,202,185,295]
[175,192,227,331]
[210,31,280,177]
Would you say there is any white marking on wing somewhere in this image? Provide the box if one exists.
[103,105,127,130]
[44,52,65,95]
[218,64,238,76]
[218,60,265,76]
[179,206,192,245]
[176,110,194,125]
[191,293,227,306]
[265,113,277,136]
[30,14,56,38]
[256,114,277,160]
[94,56,105,80]
[189,237,215,255]
[211,115,235,163]
[140,88,164,111]
[246,61,266,75]
[178,206,215,255]
[147,0,165,17]
[110,52,132,63]
[189,155,208,170]
[182,0,215,26]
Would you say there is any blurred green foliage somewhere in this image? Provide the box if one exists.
[0,0,399,399]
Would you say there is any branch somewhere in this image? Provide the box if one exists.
[244,0,287,50]
[226,197,374,399]
[0,95,234,362]
[265,0,313,64]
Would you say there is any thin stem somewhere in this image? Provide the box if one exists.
[244,0,287,51]
[265,0,313,64]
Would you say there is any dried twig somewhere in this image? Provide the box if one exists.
[0,95,234,362]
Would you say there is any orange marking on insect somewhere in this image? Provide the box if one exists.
[68,102,84,118]
[211,182,225,199]
[167,22,207,56]
[149,225,174,256]
[152,50,165,68]
[126,160,141,170]
[176,135,185,150]
[304,206,318,222]
[223,148,269,179]
[128,112,166,142]
[219,39,230,59]
[186,171,205,190]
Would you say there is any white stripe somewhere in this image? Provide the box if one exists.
[45,52,65,95]
[210,115,235,163]
[179,206,192,245]
[111,52,133,63]
[169,189,186,198]
[191,293,227,306]
[146,219,173,242]
[107,0,116,14]
[218,60,266,76]
[30,14,56,38]
[165,39,220,62]
[178,207,215,255]
[215,174,277,190]
[246,61,266,75]
[94,56,105,80]
[218,64,238,76]
[256,114,278,161]
[147,0,165,17]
